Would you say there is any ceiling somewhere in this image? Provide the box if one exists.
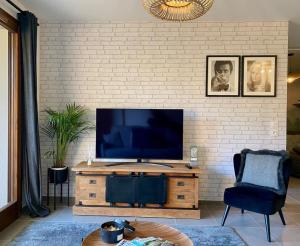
[19,0,300,48]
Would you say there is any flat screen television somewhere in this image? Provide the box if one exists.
[96,108,183,160]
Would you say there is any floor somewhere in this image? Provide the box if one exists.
[1,178,300,246]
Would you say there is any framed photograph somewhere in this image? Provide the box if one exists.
[242,55,277,97]
[206,56,240,97]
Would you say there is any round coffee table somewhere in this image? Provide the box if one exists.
[82,221,193,246]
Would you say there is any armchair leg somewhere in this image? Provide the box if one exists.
[264,215,271,242]
[278,209,286,225]
[241,209,244,214]
[221,205,231,226]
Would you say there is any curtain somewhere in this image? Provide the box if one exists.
[18,11,49,217]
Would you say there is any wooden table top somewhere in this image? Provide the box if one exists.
[73,161,200,174]
[82,221,193,246]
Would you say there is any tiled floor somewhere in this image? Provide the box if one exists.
[1,178,300,246]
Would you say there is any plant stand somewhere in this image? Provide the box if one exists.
[47,167,70,210]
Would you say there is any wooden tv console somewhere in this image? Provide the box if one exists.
[72,162,200,219]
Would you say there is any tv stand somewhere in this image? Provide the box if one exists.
[72,161,200,219]
[105,159,173,168]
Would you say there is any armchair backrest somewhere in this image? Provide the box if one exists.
[233,153,292,192]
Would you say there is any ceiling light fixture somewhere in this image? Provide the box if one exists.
[287,72,300,84]
[142,0,214,21]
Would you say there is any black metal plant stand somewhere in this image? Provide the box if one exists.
[47,167,70,210]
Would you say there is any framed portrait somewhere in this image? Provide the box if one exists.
[242,55,277,97]
[206,56,240,97]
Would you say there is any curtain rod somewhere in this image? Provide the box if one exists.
[6,0,23,12]
[6,0,40,26]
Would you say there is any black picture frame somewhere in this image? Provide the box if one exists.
[241,55,277,97]
[206,55,241,97]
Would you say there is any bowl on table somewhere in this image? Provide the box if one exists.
[100,221,124,243]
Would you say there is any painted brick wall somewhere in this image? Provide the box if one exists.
[39,21,288,200]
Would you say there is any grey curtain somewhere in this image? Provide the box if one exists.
[18,11,49,217]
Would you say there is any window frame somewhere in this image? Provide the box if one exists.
[0,7,21,232]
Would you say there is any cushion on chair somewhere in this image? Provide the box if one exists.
[224,186,286,215]
[235,149,289,195]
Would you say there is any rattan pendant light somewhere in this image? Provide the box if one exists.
[142,0,214,21]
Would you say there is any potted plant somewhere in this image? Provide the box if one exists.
[42,103,94,184]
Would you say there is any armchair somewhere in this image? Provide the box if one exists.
[221,150,291,242]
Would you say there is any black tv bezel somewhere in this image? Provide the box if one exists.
[95,108,183,160]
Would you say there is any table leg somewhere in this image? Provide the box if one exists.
[60,184,63,203]
[54,183,56,210]
[67,178,70,206]
[47,176,49,206]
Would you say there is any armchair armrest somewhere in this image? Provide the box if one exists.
[233,154,242,179]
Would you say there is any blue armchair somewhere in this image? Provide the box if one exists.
[221,151,291,242]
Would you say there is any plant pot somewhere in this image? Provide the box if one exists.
[48,166,68,184]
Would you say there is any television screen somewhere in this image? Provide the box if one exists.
[96,109,183,160]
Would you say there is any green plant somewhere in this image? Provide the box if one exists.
[41,103,94,168]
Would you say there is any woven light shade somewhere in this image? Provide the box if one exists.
[143,0,214,21]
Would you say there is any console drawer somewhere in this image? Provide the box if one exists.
[164,177,196,208]
[164,191,195,208]
[168,177,195,191]
[76,175,109,206]
[78,176,105,187]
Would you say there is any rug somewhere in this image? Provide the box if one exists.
[8,221,247,246]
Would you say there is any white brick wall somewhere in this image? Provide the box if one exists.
[39,21,288,201]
